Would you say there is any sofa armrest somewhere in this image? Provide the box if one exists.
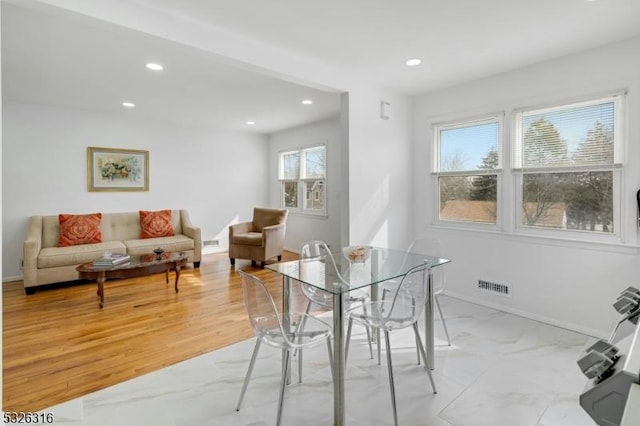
[23,216,43,287]
[262,223,286,253]
[229,221,253,237]
[179,210,202,263]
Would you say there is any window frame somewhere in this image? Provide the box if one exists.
[278,145,327,216]
[432,114,504,229]
[511,93,625,242]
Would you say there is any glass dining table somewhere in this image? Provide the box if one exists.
[267,246,450,426]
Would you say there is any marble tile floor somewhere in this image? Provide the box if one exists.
[42,296,598,426]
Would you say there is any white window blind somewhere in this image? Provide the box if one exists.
[513,93,624,235]
[302,146,325,179]
[280,151,299,179]
[514,96,620,171]
[437,119,500,173]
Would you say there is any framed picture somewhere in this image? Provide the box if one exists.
[87,147,149,192]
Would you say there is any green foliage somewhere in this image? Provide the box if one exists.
[521,118,613,232]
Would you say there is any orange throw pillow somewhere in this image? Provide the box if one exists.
[139,210,174,239]
[57,213,103,247]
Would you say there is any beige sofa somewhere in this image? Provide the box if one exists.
[23,209,201,294]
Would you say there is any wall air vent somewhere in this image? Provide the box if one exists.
[203,240,219,247]
[478,279,511,298]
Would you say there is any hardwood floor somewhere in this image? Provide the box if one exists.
[2,251,311,412]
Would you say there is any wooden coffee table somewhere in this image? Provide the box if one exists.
[76,252,188,308]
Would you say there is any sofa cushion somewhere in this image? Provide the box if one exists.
[39,241,126,268]
[124,235,194,255]
[57,213,103,247]
[231,232,263,246]
[139,210,175,239]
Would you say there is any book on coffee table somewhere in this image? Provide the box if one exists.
[93,254,130,266]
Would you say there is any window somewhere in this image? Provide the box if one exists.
[433,116,501,224]
[279,146,326,214]
[513,95,623,235]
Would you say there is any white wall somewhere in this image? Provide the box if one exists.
[2,102,269,280]
[413,36,640,338]
[347,88,414,249]
[268,117,342,252]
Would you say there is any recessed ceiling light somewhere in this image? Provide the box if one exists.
[122,102,135,108]
[301,100,313,105]
[405,58,422,67]
[246,121,255,125]
[145,63,164,71]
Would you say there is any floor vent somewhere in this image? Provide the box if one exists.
[478,279,511,297]
[203,240,219,247]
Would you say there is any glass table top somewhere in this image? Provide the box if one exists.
[267,247,450,294]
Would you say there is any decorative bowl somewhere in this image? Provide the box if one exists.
[342,245,371,263]
[153,248,165,255]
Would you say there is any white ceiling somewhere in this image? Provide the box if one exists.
[1,3,342,134]
[129,0,640,94]
[3,0,640,133]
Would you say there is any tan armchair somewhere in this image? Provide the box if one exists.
[229,207,288,268]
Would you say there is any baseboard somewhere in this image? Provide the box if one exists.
[3,274,23,284]
[443,290,608,340]
[202,247,226,255]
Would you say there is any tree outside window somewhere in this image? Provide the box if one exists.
[434,118,501,224]
[515,98,618,234]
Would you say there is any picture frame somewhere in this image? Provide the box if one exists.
[87,147,149,192]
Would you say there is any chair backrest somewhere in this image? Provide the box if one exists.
[238,270,288,348]
[408,237,446,291]
[382,264,428,329]
[300,240,330,259]
[252,207,288,232]
[299,240,342,305]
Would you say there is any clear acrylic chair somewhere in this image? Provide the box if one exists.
[408,237,451,346]
[380,237,451,346]
[346,264,438,426]
[235,271,333,426]
[370,237,451,366]
[297,241,373,369]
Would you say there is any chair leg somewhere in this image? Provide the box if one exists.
[298,344,304,384]
[326,337,334,383]
[236,339,261,411]
[276,349,291,426]
[415,331,422,365]
[345,319,373,363]
[299,302,312,330]
[294,301,312,382]
[435,294,451,346]
[365,326,374,359]
[358,300,374,359]
[377,328,382,365]
[345,318,353,364]
[384,330,399,426]
[412,322,437,394]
